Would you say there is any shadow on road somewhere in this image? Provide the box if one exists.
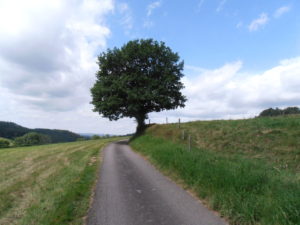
[116,140,129,145]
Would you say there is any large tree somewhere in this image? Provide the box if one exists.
[91,39,186,134]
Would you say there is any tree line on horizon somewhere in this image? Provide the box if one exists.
[0,121,130,148]
[258,106,300,117]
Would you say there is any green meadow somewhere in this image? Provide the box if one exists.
[0,138,119,225]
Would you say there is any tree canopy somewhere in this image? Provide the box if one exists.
[91,39,186,133]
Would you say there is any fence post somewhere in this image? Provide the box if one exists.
[148,119,150,125]
[166,117,168,124]
[182,130,185,140]
[188,135,191,151]
[178,118,181,128]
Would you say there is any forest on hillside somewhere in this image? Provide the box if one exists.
[0,121,80,143]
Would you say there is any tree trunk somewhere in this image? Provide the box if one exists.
[135,114,146,135]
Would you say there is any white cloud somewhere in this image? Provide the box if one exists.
[149,56,300,123]
[274,6,291,18]
[0,0,135,134]
[144,1,162,29]
[216,0,227,12]
[236,21,243,29]
[143,20,154,29]
[0,0,113,110]
[118,3,133,33]
[248,13,269,32]
[197,0,205,11]
[147,1,161,17]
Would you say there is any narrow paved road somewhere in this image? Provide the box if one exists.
[87,141,227,225]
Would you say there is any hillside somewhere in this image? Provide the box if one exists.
[0,121,29,138]
[0,121,81,143]
[146,115,300,172]
[34,128,81,143]
[130,115,300,225]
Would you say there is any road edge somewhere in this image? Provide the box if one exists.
[129,143,230,225]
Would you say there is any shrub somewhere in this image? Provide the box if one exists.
[14,132,51,147]
[91,135,101,140]
[76,137,86,142]
[0,139,10,148]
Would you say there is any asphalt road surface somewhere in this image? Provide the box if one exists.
[87,141,227,225]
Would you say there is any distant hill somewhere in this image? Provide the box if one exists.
[0,121,81,143]
[0,121,30,138]
[79,133,106,137]
[34,129,81,143]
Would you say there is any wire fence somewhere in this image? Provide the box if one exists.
[148,117,193,151]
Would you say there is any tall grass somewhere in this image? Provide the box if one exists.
[131,132,300,224]
[148,115,300,173]
[0,138,119,225]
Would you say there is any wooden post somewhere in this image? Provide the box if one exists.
[188,135,191,151]
[178,118,181,128]
[148,119,150,125]
[182,130,185,140]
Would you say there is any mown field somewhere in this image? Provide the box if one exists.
[0,138,119,225]
[130,115,300,225]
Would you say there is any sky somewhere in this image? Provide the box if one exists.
[0,0,300,135]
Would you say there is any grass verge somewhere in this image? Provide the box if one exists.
[0,138,120,225]
[130,134,300,225]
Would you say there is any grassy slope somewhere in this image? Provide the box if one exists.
[0,138,119,225]
[130,115,300,225]
[148,115,300,172]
